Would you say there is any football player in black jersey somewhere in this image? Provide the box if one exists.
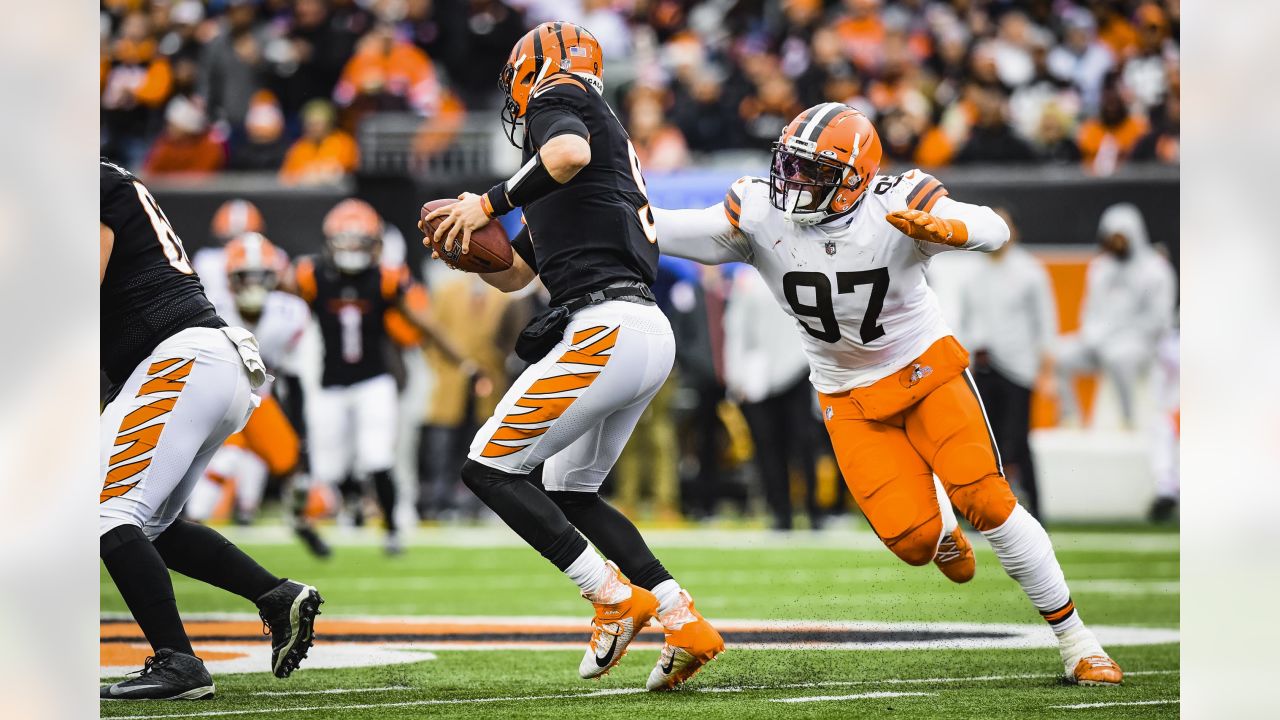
[422,22,723,690]
[292,199,479,555]
[99,160,322,699]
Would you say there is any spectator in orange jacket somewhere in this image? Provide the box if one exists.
[102,11,173,166]
[143,96,225,176]
[279,99,359,185]
[333,23,446,132]
[1077,80,1149,174]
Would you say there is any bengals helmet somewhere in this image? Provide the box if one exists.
[770,103,883,225]
[498,21,603,146]
[211,199,265,243]
[225,232,286,315]
[322,198,383,274]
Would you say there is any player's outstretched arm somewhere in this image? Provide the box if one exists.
[886,196,1009,254]
[651,205,751,265]
[100,223,114,284]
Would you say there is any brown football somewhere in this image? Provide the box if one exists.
[419,199,513,274]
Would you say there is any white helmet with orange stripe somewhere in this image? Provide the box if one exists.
[225,232,286,315]
[770,103,883,225]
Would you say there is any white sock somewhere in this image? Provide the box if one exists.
[651,579,684,616]
[934,476,958,536]
[982,504,1088,639]
[564,547,623,601]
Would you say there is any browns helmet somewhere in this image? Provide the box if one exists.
[498,21,603,146]
[769,103,883,225]
[211,199,265,243]
[322,198,383,274]
[225,232,286,314]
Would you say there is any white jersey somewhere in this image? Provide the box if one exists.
[193,246,234,318]
[654,169,1009,394]
[219,291,311,378]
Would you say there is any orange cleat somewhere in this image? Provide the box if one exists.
[578,563,659,679]
[1071,655,1124,686]
[646,590,725,691]
[934,527,975,583]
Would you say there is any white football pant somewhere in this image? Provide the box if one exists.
[307,373,399,485]
[100,327,261,539]
[468,301,675,492]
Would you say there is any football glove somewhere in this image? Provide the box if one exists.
[885,209,968,247]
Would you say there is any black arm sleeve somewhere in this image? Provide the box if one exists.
[511,226,538,274]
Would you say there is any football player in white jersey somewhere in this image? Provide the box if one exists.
[185,233,330,557]
[192,199,267,318]
[652,103,1123,686]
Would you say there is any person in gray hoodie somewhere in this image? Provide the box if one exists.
[1055,203,1176,427]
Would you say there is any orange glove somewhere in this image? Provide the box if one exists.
[886,209,968,247]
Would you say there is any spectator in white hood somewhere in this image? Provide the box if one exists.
[1054,203,1176,428]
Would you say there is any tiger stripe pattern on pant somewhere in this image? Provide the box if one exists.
[479,325,618,459]
[101,358,192,503]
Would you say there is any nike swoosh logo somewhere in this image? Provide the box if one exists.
[594,634,619,667]
[108,684,165,695]
[660,652,676,674]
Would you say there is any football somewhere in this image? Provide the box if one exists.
[419,199,514,273]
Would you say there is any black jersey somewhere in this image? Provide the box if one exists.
[509,74,659,306]
[100,159,224,385]
[294,256,413,388]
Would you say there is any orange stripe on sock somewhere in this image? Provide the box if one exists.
[119,396,176,432]
[525,372,599,395]
[1041,600,1076,625]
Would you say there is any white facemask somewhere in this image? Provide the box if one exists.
[333,250,372,273]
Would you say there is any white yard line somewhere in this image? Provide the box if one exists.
[1050,699,1180,710]
[770,691,935,704]
[107,669,1180,719]
[250,686,412,697]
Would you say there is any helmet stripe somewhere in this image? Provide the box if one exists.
[800,103,845,142]
[554,22,567,61]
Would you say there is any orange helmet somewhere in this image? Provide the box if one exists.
[225,232,285,314]
[211,199,265,243]
[498,21,603,146]
[770,103,883,225]
[322,198,383,273]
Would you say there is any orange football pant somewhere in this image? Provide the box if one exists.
[819,371,1018,566]
[225,394,300,477]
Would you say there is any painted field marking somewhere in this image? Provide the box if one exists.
[250,686,412,697]
[110,688,648,720]
[1050,699,1180,710]
[770,691,935,704]
[699,668,1178,693]
[107,669,1181,719]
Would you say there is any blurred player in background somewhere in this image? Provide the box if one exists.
[1054,203,1175,428]
[192,198,267,316]
[957,209,1058,519]
[1149,324,1179,522]
[292,198,478,555]
[653,104,1123,685]
[423,22,724,691]
[184,232,330,557]
[100,159,321,699]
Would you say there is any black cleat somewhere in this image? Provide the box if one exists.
[100,649,214,700]
[256,580,323,678]
[294,524,332,559]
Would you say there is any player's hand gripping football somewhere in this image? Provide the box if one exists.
[422,192,491,257]
[885,209,968,247]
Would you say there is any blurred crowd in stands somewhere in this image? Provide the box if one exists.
[102,0,1179,179]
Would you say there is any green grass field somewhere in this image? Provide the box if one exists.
[100,523,1179,719]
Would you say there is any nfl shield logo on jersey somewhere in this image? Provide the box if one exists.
[825,241,837,255]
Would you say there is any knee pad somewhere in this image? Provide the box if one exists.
[545,490,600,512]
[100,523,149,558]
[949,474,1018,532]
[883,515,942,566]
